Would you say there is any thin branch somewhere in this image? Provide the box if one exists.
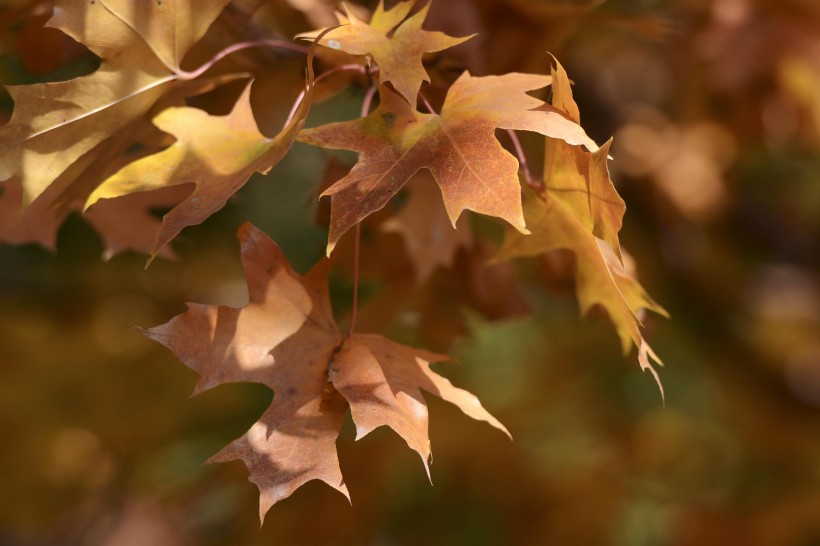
[283,64,372,128]
[346,84,379,337]
[361,84,379,118]
[506,129,543,192]
[347,223,362,337]
[419,92,437,114]
[181,39,311,80]
[318,63,377,83]
[283,89,308,129]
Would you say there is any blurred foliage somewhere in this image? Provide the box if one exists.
[1,0,820,545]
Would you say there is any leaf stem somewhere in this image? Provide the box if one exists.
[284,64,372,128]
[419,92,437,114]
[346,84,379,337]
[361,84,379,118]
[347,222,362,337]
[181,39,311,80]
[506,129,542,192]
[319,63,378,82]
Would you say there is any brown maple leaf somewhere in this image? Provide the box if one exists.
[299,73,596,254]
[141,222,507,520]
[543,139,625,259]
[497,144,666,396]
[85,186,191,260]
[548,53,581,125]
[0,0,231,208]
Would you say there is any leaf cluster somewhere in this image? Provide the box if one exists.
[0,0,666,521]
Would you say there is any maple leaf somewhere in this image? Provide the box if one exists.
[141,222,507,520]
[0,0,230,208]
[0,107,188,259]
[497,185,667,392]
[382,172,472,282]
[84,75,312,258]
[304,0,472,104]
[496,58,667,396]
[299,73,597,254]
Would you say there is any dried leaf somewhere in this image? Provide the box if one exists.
[0,167,185,260]
[497,57,665,396]
[544,57,622,256]
[498,183,667,397]
[0,178,61,249]
[142,223,507,520]
[543,139,625,259]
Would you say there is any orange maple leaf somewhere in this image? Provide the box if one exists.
[299,73,596,254]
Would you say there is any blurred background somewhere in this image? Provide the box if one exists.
[1,0,820,544]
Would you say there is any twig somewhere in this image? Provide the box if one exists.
[346,84,379,337]
[181,39,310,80]
[506,129,542,192]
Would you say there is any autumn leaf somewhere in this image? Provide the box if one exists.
[499,140,665,392]
[0,114,187,259]
[84,72,312,258]
[498,185,666,391]
[496,145,666,395]
[496,56,666,395]
[0,0,231,208]
[141,222,507,520]
[547,53,581,125]
[85,186,191,260]
[299,73,596,255]
[303,0,472,104]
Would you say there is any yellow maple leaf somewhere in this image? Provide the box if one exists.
[304,0,473,104]
[0,0,229,208]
